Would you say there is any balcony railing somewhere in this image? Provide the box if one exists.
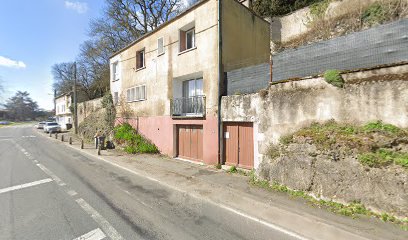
[171,95,206,117]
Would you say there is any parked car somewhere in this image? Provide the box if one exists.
[43,122,61,133]
[36,122,46,129]
[0,121,10,125]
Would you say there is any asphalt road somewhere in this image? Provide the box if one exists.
[0,125,297,240]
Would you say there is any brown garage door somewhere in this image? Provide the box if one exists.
[223,122,254,169]
[178,125,203,161]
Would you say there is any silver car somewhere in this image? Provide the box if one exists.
[36,122,46,129]
[43,122,61,133]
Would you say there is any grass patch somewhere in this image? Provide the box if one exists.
[114,123,159,154]
[248,172,407,228]
[359,149,408,169]
[362,120,401,134]
[324,70,344,88]
[227,165,237,173]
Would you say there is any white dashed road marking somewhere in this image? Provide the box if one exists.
[12,141,122,240]
[0,178,53,195]
[67,190,78,197]
[72,228,106,240]
[36,163,67,186]
[76,198,124,240]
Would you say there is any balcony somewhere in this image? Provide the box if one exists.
[171,95,206,118]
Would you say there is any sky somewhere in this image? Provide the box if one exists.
[0,0,105,110]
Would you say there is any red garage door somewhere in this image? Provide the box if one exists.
[178,125,203,161]
[223,122,254,169]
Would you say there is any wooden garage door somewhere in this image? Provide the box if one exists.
[223,122,254,169]
[178,125,203,161]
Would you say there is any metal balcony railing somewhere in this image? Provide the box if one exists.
[171,95,206,117]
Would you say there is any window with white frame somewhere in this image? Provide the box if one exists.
[126,85,147,102]
[157,37,164,55]
[179,24,195,52]
[112,62,119,81]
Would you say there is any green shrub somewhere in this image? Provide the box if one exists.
[114,123,159,154]
[362,121,401,134]
[324,70,344,88]
[361,3,387,25]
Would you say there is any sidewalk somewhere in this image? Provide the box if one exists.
[42,130,407,240]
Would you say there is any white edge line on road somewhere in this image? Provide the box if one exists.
[76,198,124,240]
[72,228,106,240]
[73,147,309,240]
[0,178,53,194]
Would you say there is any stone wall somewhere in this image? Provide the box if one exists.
[77,98,103,125]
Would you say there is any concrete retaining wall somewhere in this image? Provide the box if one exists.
[221,63,408,168]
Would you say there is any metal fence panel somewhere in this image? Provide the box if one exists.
[272,19,408,81]
[226,63,270,95]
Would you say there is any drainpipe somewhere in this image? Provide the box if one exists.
[217,0,223,165]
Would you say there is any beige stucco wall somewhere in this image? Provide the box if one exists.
[111,0,219,118]
[221,64,408,169]
[222,0,270,71]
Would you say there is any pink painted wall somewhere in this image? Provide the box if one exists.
[116,116,219,165]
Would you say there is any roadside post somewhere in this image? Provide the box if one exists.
[55,133,58,139]
[81,139,84,149]
[61,135,64,142]
[69,137,72,145]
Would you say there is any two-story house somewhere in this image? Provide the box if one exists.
[55,92,72,130]
[110,0,270,165]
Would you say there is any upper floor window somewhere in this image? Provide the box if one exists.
[136,49,145,70]
[179,22,195,52]
[157,37,164,55]
[112,62,119,81]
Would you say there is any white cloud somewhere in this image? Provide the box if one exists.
[0,56,26,69]
[64,1,88,14]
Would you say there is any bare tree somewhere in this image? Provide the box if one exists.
[105,0,181,37]
[52,0,185,101]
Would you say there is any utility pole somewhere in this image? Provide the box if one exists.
[73,62,78,134]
